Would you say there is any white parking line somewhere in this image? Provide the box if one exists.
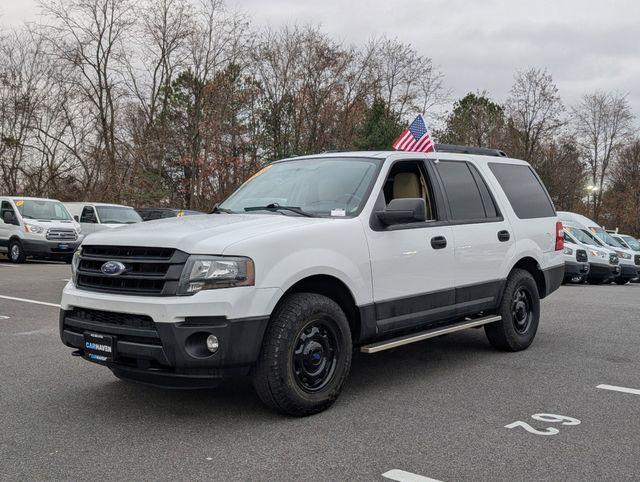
[0,295,60,308]
[382,470,442,482]
[0,263,18,267]
[597,384,640,396]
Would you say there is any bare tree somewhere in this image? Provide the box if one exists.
[506,68,564,162]
[571,91,635,218]
[39,0,135,200]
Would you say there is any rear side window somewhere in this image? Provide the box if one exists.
[488,163,555,219]
[436,160,499,222]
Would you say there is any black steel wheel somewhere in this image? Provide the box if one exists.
[511,287,533,334]
[253,293,352,416]
[485,268,540,351]
[292,319,339,393]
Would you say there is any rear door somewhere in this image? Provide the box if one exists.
[432,159,513,314]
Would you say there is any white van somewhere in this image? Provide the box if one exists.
[563,224,620,284]
[558,211,639,284]
[60,147,564,415]
[63,202,143,236]
[0,196,83,263]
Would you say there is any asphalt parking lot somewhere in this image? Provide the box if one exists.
[1,259,639,481]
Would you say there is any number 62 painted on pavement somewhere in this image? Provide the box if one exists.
[505,413,581,435]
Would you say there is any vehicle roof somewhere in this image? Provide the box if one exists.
[64,201,132,208]
[0,196,62,202]
[278,151,529,165]
[557,211,599,228]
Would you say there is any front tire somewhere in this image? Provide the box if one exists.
[614,277,629,285]
[253,293,352,416]
[9,239,26,263]
[485,269,540,351]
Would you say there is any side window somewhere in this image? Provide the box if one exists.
[80,206,97,223]
[1,201,17,223]
[382,160,437,220]
[488,163,555,219]
[436,160,495,222]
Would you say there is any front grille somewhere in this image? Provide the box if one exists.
[609,253,619,265]
[75,245,188,296]
[576,249,588,262]
[46,228,77,241]
[635,254,640,266]
[68,307,155,330]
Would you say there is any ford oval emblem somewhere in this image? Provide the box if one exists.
[100,261,127,276]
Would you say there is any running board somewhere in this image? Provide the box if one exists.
[360,315,501,354]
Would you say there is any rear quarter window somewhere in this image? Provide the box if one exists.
[488,163,555,219]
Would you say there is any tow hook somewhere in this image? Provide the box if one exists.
[71,349,83,357]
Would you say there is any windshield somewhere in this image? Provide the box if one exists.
[589,226,625,249]
[96,206,142,224]
[621,235,640,251]
[14,199,71,221]
[565,226,599,246]
[218,158,380,217]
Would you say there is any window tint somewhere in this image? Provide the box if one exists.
[436,161,489,221]
[488,163,555,219]
[80,206,97,223]
[1,201,16,220]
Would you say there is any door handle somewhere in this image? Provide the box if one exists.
[498,230,510,242]
[431,236,447,249]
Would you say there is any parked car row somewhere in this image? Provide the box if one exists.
[559,211,640,285]
[0,196,203,263]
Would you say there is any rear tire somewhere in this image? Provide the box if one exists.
[253,293,352,416]
[9,239,26,263]
[485,269,540,352]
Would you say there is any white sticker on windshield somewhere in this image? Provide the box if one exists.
[331,209,346,217]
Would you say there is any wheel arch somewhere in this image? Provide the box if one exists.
[509,256,547,298]
[274,274,362,343]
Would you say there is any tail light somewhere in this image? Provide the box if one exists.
[555,221,564,251]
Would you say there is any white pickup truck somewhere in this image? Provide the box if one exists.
[60,147,564,415]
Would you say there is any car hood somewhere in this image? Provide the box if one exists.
[81,213,331,253]
[25,219,79,230]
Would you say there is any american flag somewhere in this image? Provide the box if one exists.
[392,114,435,153]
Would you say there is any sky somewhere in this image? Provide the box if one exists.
[2,0,640,119]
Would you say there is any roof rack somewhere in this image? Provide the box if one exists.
[434,144,507,158]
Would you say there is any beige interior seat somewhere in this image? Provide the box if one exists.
[393,172,422,199]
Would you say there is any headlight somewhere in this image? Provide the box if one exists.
[589,249,604,258]
[563,247,573,255]
[76,225,82,235]
[177,256,254,295]
[24,222,45,235]
[616,251,632,260]
[71,247,82,281]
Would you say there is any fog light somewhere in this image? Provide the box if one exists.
[206,335,219,353]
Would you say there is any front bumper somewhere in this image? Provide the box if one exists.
[588,263,620,279]
[619,264,640,280]
[59,308,269,387]
[564,260,590,278]
[22,238,80,257]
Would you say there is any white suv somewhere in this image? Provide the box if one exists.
[60,147,564,415]
[0,197,83,263]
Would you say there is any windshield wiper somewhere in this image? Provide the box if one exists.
[211,204,233,214]
[244,203,314,217]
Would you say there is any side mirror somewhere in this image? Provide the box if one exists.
[376,198,427,226]
[74,215,79,222]
[2,211,19,226]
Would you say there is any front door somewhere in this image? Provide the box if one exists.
[367,159,455,334]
